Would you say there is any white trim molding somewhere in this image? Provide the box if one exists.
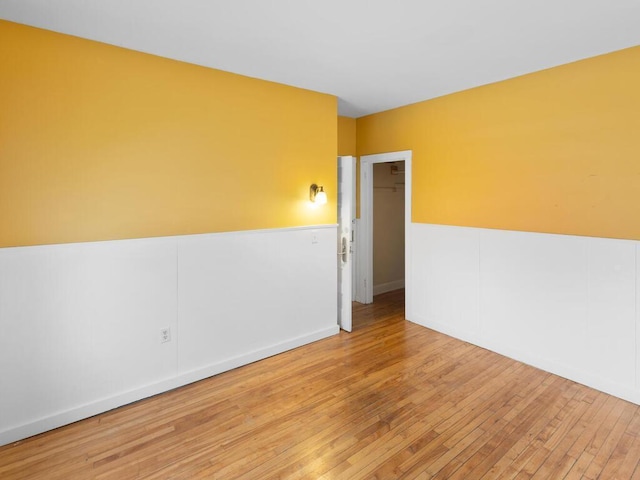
[359,150,412,314]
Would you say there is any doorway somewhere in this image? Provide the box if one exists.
[358,151,412,314]
[372,161,405,296]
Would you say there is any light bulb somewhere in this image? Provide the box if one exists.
[315,187,327,205]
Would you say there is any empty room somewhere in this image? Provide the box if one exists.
[1,1,640,478]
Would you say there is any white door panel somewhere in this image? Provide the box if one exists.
[337,156,355,332]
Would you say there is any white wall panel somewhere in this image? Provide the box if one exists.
[0,238,178,436]
[584,238,636,387]
[410,223,640,404]
[0,226,338,446]
[177,227,337,375]
[411,224,480,338]
[637,243,640,391]
[479,230,588,364]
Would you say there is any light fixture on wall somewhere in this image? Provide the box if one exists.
[310,184,327,205]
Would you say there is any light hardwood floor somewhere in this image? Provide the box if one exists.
[1,289,639,479]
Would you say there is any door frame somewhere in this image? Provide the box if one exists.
[358,150,412,313]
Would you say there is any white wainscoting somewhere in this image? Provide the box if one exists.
[0,225,338,446]
[409,223,640,405]
[176,228,338,381]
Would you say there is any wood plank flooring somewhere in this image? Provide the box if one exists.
[1,289,639,479]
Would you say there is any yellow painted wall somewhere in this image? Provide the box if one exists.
[337,116,356,156]
[0,21,336,248]
[337,115,361,216]
[357,46,640,240]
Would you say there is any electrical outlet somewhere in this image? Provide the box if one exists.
[160,327,171,344]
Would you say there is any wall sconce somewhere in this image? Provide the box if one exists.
[310,184,327,205]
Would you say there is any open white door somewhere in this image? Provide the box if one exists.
[337,156,355,332]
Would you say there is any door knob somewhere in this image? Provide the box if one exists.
[338,237,348,263]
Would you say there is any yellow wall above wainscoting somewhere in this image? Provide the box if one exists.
[357,46,640,240]
[337,116,356,157]
[0,20,336,248]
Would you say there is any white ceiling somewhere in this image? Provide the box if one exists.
[1,0,639,117]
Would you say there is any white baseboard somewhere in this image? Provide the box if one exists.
[0,325,338,447]
[373,279,405,296]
